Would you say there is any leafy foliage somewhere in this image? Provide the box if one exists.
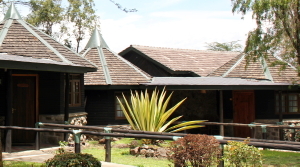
[223,139,262,167]
[117,88,205,133]
[232,0,300,67]
[45,152,101,167]
[66,0,97,52]
[26,0,64,36]
[168,134,221,167]
[206,40,242,52]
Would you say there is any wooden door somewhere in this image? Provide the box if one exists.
[233,90,255,138]
[12,75,37,143]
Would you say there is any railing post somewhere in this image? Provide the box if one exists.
[261,125,267,139]
[5,130,11,153]
[64,121,69,142]
[248,123,256,138]
[73,130,82,153]
[214,136,224,167]
[35,122,43,150]
[172,136,183,167]
[104,127,112,162]
[277,122,284,140]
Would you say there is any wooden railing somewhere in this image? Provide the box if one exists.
[2,122,300,167]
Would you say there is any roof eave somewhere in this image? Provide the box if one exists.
[0,60,97,73]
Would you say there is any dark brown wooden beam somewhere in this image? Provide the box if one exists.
[5,70,12,153]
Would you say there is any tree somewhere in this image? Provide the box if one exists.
[205,41,242,52]
[26,0,64,36]
[232,0,300,67]
[0,0,137,52]
[66,0,97,52]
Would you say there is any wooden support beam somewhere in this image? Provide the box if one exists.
[64,73,70,141]
[219,90,224,136]
[5,70,12,153]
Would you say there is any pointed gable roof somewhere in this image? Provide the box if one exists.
[0,3,96,73]
[119,45,240,77]
[82,29,150,85]
[208,54,299,83]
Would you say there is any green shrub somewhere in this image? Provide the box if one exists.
[45,152,101,167]
[168,134,221,167]
[223,139,262,167]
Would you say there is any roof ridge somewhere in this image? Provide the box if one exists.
[25,22,97,68]
[106,48,151,80]
[130,44,241,54]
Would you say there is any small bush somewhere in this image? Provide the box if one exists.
[45,152,101,167]
[223,139,262,167]
[168,134,221,167]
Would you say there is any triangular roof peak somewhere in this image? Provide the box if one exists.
[4,2,22,20]
[85,28,109,49]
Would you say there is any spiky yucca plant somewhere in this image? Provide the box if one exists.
[117,88,205,133]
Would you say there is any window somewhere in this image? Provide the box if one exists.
[115,92,131,119]
[69,74,81,107]
[276,92,300,113]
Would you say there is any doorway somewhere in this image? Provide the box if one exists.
[12,74,38,143]
[233,90,255,138]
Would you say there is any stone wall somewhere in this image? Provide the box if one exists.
[39,112,87,144]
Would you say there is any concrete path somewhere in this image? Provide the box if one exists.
[3,147,136,167]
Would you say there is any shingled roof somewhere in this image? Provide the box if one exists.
[119,45,240,77]
[0,3,96,73]
[208,54,299,83]
[82,29,151,85]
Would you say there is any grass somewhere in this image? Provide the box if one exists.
[4,161,42,166]
[3,139,300,167]
[83,147,172,167]
[262,150,300,167]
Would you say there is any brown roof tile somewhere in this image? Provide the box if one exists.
[124,45,240,76]
[209,54,299,83]
[84,48,150,85]
[0,20,96,70]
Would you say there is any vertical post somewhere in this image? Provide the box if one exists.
[35,122,42,150]
[219,90,224,136]
[278,91,284,140]
[173,136,183,167]
[261,125,267,139]
[104,127,112,162]
[214,136,224,167]
[248,123,256,138]
[218,144,224,167]
[64,73,70,141]
[0,130,2,167]
[5,69,12,153]
[73,130,81,153]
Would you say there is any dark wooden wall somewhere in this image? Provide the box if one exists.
[85,90,128,125]
[0,69,6,116]
[122,51,171,77]
[0,69,85,116]
[223,90,300,120]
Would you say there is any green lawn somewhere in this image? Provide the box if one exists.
[262,150,300,167]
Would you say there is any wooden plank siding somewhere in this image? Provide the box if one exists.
[0,70,86,116]
[122,51,171,77]
[223,90,300,120]
[85,90,128,125]
[0,69,7,116]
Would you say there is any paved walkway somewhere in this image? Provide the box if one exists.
[3,147,136,167]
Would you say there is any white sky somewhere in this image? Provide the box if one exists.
[93,0,256,53]
[11,0,256,53]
